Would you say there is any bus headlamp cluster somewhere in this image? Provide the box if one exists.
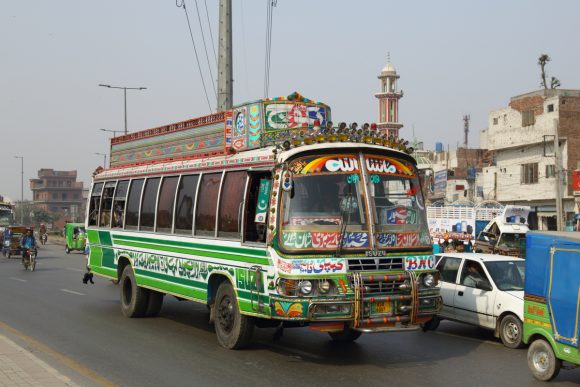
[276,278,337,297]
[277,121,414,154]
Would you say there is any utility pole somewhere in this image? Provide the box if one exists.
[14,156,24,224]
[463,114,470,148]
[553,119,564,231]
[217,0,232,112]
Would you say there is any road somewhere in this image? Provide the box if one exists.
[0,243,579,387]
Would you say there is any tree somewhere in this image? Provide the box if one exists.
[538,54,550,89]
[550,76,561,89]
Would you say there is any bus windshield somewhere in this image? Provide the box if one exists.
[279,152,431,253]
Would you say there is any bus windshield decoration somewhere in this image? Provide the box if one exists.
[85,92,440,349]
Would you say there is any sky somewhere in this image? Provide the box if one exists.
[1,0,579,202]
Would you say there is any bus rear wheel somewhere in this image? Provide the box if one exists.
[145,290,164,317]
[120,265,149,318]
[528,339,561,381]
[214,281,254,349]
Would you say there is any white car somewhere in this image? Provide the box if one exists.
[424,253,525,348]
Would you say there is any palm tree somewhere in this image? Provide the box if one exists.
[538,54,550,89]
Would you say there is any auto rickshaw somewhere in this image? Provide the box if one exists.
[2,226,32,258]
[64,223,86,254]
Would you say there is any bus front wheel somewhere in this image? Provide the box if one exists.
[120,265,149,318]
[214,281,254,349]
[328,325,362,342]
[528,339,561,381]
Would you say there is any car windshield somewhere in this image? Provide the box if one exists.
[280,154,369,252]
[498,233,524,249]
[484,260,525,291]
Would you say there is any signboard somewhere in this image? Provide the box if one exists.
[433,170,447,196]
[254,179,271,223]
[573,170,580,196]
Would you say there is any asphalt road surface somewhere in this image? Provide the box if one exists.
[0,243,579,387]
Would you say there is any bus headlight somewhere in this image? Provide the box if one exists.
[298,280,313,295]
[318,279,331,294]
[423,273,436,288]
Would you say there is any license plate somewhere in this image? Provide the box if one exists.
[375,301,391,314]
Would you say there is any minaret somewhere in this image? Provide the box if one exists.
[375,55,403,138]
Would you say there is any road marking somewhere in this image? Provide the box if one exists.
[10,277,27,282]
[0,320,118,387]
[60,289,85,296]
[65,267,84,272]
[434,330,503,347]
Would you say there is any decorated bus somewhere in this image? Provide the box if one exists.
[86,92,440,349]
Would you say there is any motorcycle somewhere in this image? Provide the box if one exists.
[22,248,37,271]
[40,233,47,245]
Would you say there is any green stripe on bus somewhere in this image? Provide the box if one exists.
[112,234,268,257]
[135,268,207,290]
[98,231,113,246]
[138,275,207,301]
[102,247,115,268]
[117,240,270,265]
[87,229,100,245]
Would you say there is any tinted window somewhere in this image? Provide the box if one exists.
[140,178,161,231]
[156,176,179,233]
[174,175,199,235]
[436,256,461,283]
[112,180,129,228]
[195,173,222,237]
[88,182,103,226]
[218,171,248,239]
[125,179,144,230]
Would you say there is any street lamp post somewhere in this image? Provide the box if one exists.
[99,128,122,137]
[98,84,146,135]
[14,156,23,224]
[95,152,107,168]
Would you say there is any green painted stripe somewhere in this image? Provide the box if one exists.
[138,275,206,301]
[135,268,207,290]
[102,247,115,268]
[98,231,113,246]
[117,240,270,265]
[112,233,267,257]
[92,266,116,278]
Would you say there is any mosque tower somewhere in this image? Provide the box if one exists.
[375,56,403,138]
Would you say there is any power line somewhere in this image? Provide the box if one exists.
[203,0,218,67]
[176,0,213,113]
[193,0,217,100]
[263,0,277,98]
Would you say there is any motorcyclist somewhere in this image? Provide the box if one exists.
[39,223,47,244]
[20,229,37,261]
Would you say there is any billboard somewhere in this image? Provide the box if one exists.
[573,170,580,196]
[433,170,447,196]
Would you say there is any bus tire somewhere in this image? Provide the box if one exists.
[65,246,70,254]
[145,290,164,317]
[528,339,561,381]
[120,265,150,318]
[328,325,362,342]
[499,314,523,348]
[421,316,440,332]
[214,281,254,349]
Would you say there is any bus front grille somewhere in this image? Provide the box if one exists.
[347,257,404,271]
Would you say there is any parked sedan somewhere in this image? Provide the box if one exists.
[423,253,525,348]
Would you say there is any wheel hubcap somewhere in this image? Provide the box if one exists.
[533,350,549,372]
[218,296,234,333]
[505,322,519,342]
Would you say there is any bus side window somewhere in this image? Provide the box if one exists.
[111,180,129,229]
[125,179,144,230]
[156,176,179,233]
[218,171,248,239]
[195,173,222,237]
[88,182,104,226]
[99,181,116,228]
[140,178,161,232]
[244,172,270,244]
[174,175,199,235]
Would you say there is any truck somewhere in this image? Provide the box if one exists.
[473,205,530,258]
[523,231,580,381]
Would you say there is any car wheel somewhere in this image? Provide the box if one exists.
[528,339,561,381]
[499,314,523,348]
[213,281,255,349]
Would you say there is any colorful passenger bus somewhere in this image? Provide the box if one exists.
[86,93,440,348]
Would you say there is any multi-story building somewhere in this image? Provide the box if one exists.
[30,169,84,222]
[479,89,580,230]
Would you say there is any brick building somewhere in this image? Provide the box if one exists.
[479,89,580,230]
[30,169,84,222]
